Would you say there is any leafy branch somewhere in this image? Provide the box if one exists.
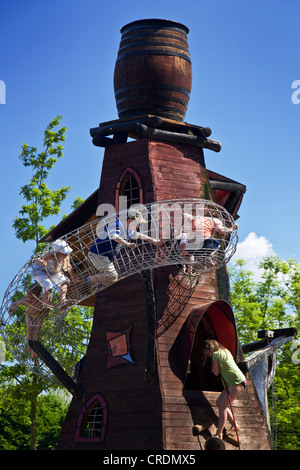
[13,116,70,248]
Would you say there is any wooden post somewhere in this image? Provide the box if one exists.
[28,340,84,399]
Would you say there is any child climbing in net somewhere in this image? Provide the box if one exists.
[9,283,51,359]
[179,210,238,273]
[31,238,78,307]
[87,209,163,287]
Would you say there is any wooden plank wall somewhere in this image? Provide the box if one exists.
[58,274,164,450]
[153,267,273,450]
[148,140,210,201]
[98,139,154,207]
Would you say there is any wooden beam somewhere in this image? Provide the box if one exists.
[140,269,157,377]
[242,338,270,354]
[239,334,295,372]
[90,116,163,137]
[136,124,222,152]
[28,340,84,399]
[90,116,216,148]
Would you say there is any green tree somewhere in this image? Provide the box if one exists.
[0,357,52,450]
[0,368,70,450]
[35,393,70,450]
[13,115,70,246]
[229,256,300,449]
[0,116,77,450]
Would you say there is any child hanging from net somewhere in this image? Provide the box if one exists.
[9,283,51,358]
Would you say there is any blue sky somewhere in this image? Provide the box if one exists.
[1,0,300,300]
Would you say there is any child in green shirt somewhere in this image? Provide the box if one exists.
[201,339,246,440]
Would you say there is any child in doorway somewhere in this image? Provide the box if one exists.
[9,283,51,358]
[201,339,246,440]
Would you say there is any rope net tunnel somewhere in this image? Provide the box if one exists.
[0,199,238,382]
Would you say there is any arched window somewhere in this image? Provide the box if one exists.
[115,168,143,211]
[74,394,108,443]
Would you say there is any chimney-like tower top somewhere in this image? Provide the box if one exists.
[114,18,192,122]
[120,18,190,34]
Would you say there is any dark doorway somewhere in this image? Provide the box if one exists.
[179,301,238,391]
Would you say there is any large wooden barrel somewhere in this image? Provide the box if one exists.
[113,19,192,122]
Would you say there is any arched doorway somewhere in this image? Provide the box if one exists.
[175,301,239,391]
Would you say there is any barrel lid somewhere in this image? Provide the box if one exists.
[120,18,189,35]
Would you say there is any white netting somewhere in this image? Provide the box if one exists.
[0,199,238,382]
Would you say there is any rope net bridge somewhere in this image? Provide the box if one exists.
[0,199,238,383]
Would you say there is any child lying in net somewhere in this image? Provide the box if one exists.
[179,211,238,271]
[9,283,51,359]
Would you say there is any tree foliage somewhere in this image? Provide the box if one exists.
[229,256,300,449]
[0,383,69,450]
[13,115,70,245]
[0,116,91,450]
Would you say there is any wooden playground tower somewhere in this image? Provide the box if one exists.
[52,19,276,450]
